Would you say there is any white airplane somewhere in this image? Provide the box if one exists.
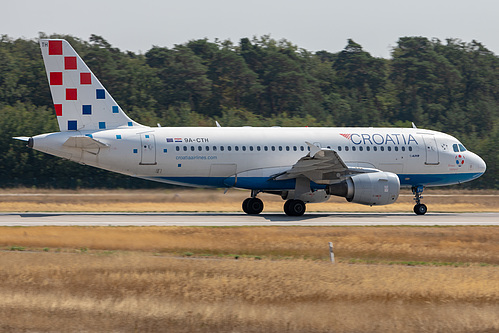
[15,39,487,216]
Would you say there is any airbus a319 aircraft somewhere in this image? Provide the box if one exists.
[15,39,487,216]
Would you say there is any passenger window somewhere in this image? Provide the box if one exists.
[220,146,224,151]
[345,146,349,151]
[256,146,260,151]
[401,147,405,151]
[183,146,187,151]
[338,146,342,151]
[198,146,202,151]
[395,147,398,151]
[409,146,413,151]
[366,146,370,151]
[286,146,290,151]
[235,146,239,151]
[206,146,210,151]
[242,146,246,151]
[279,146,283,151]
[373,146,377,151]
[388,146,391,151]
[176,146,180,151]
[380,146,385,151]
[300,146,305,151]
[249,146,253,151]
[352,146,356,151]
[272,146,276,151]
[191,146,195,151]
[264,146,268,151]
[293,146,297,151]
[213,146,217,151]
[359,146,363,151]
[228,146,232,151]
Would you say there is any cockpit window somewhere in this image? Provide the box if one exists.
[453,143,467,152]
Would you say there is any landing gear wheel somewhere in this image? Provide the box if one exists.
[284,199,306,216]
[414,203,427,215]
[242,197,264,215]
[412,186,427,215]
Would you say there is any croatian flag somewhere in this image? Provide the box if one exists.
[174,138,182,142]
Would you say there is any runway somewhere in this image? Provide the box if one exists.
[0,212,497,226]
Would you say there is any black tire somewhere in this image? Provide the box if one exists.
[244,198,264,215]
[242,198,252,214]
[284,199,306,216]
[414,203,427,215]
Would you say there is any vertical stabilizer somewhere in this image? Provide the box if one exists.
[39,39,144,131]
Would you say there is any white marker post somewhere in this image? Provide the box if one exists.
[329,242,335,264]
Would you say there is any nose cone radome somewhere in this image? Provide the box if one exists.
[476,154,487,174]
[468,151,486,178]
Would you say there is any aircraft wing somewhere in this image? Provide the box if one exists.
[275,142,377,185]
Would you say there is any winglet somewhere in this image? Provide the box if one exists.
[305,142,321,156]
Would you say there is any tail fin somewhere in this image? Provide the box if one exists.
[39,39,143,132]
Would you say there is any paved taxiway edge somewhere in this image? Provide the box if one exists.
[0,212,497,226]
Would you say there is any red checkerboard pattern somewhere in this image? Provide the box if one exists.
[64,56,77,70]
[50,72,63,85]
[54,104,62,116]
[80,73,91,85]
[49,41,63,55]
[66,88,77,100]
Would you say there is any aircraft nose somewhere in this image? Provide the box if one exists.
[469,152,486,175]
[476,155,486,174]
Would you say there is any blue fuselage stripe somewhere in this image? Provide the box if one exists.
[143,172,483,190]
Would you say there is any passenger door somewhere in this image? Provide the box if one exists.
[422,135,439,165]
[140,133,157,165]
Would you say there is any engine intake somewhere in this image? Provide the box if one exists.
[327,172,400,206]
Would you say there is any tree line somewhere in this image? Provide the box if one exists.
[0,34,497,189]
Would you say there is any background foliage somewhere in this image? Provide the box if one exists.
[1,34,497,188]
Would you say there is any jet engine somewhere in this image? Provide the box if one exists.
[326,172,400,206]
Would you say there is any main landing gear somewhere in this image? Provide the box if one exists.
[242,190,264,215]
[283,199,306,216]
[242,191,307,216]
[242,197,264,215]
[412,185,427,215]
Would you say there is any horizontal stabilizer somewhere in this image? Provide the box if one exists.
[63,136,108,149]
[13,136,30,141]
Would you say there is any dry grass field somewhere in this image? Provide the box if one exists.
[0,188,498,212]
[1,226,499,332]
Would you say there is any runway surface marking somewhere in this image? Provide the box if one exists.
[0,212,497,226]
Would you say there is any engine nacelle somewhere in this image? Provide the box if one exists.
[281,189,330,203]
[326,172,400,206]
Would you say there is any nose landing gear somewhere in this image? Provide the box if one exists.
[412,185,427,215]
